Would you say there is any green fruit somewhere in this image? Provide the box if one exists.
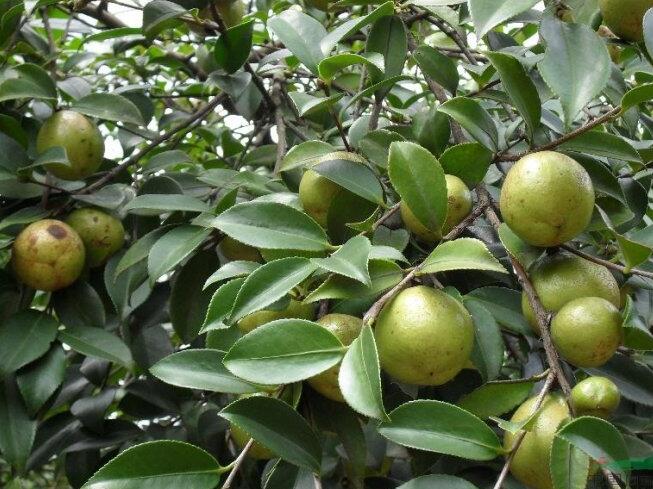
[66,208,125,268]
[599,0,653,42]
[37,111,104,181]
[504,394,571,489]
[400,174,473,245]
[375,286,474,385]
[571,376,621,418]
[551,297,622,368]
[237,299,315,333]
[12,219,85,292]
[218,236,263,263]
[522,253,620,333]
[298,169,342,227]
[308,314,363,402]
[230,424,274,460]
[500,151,594,247]
[215,0,244,27]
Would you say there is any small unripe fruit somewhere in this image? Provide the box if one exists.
[551,297,622,368]
[66,208,125,268]
[571,376,621,418]
[308,314,363,402]
[37,111,104,181]
[237,299,315,333]
[500,151,594,247]
[375,286,474,385]
[230,424,274,460]
[12,220,85,291]
[298,169,342,227]
[218,236,263,263]
[599,0,653,42]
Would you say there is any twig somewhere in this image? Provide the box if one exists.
[368,96,383,130]
[370,203,400,232]
[561,244,653,279]
[314,474,323,489]
[601,468,623,489]
[222,438,254,489]
[272,76,287,174]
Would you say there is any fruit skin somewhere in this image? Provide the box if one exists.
[500,151,594,247]
[195,0,244,29]
[308,314,363,402]
[237,299,315,333]
[298,169,342,227]
[12,219,85,292]
[218,236,263,263]
[599,0,653,42]
[571,376,621,419]
[522,253,620,333]
[375,286,474,385]
[400,174,473,245]
[231,424,274,459]
[66,208,125,268]
[504,394,571,489]
[551,297,622,368]
[37,111,104,181]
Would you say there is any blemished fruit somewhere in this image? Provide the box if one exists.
[298,169,342,227]
[308,314,363,402]
[66,208,125,268]
[219,236,263,263]
[500,151,594,247]
[599,0,653,42]
[375,286,474,385]
[551,297,622,368]
[504,394,571,489]
[230,424,274,460]
[400,174,473,244]
[571,376,621,418]
[522,253,620,333]
[12,220,85,292]
[237,299,315,333]
[37,110,104,181]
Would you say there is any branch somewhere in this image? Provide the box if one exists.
[561,244,653,280]
[272,76,287,174]
[221,438,254,489]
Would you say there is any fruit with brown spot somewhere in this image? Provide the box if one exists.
[66,208,125,268]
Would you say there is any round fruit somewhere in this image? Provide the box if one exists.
[12,219,85,292]
[231,424,274,460]
[219,236,262,263]
[500,151,594,247]
[400,202,441,244]
[551,297,622,368]
[522,253,620,333]
[504,394,571,489]
[599,0,653,42]
[66,208,125,268]
[37,111,104,181]
[237,299,315,333]
[308,314,363,402]
[375,286,474,385]
[571,376,621,418]
[298,169,342,227]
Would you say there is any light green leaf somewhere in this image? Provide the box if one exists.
[268,10,327,74]
[550,436,591,489]
[440,142,494,186]
[279,141,336,172]
[468,0,539,38]
[0,63,57,102]
[498,223,542,269]
[439,97,498,151]
[123,194,211,215]
[114,226,171,279]
[312,235,372,285]
[559,131,642,162]
[147,226,211,281]
[288,91,344,117]
[202,278,244,332]
[204,261,260,289]
[466,301,504,382]
[318,52,384,81]
[71,93,145,126]
[397,475,479,489]
[311,153,385,205]
[142,0,187,38]
[458,381,534,420]
[320,1,394,54]
[413,45,459,94]
[419,238,508,275]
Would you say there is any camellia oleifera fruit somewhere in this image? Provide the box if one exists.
[599,0,653,42]
[237,300,314,333]
[230,424,274,460]
[195,0,244,29]
[504,394,571,489]
[400,174,473,244]
[298,169,342,227]
[12,219,85,291]
[500,151,594,247]
[218,236,263,263]
[375,286,474,385]
[522,252,620,333]
[551,297,622,368]
[308,314,363,402]
[571,376,621,419]
[66,208,125,268]
[37,110,104,181]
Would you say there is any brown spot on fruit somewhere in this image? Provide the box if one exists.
[47,225,67,239]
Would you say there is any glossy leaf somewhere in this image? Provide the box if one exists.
[202,278,245,332]
[414,45,459,95]
[59,325,133,368]
[439,97,498,151]
[458,380,533,420]
[71,93,145,125]
[147,226,211,282]
[468,0,539,38]
[419,238,508,275]
[311,235,372,285]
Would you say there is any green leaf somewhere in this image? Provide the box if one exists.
[311,153,385,205]
[378,400,504,461]
[440,142,493,186]
[279,140,336,172]
[360,130,406,169]
[114,227,171,278]
[466,301,504,382]
[466,287,532,336]
[123,194,211,214]
[0,310,59,378]
[142,150,191,174]
[585,353,653,406]
[142,0,187,38]
[147,226,211,282]
[622,296,653,351]
[71,93,145,126]
[214,19,254,74]
[82,27,142,44]
[318,52,384,81]
[0,377,36,471]
[0,207,48,231]
[223,319,344,384]
[52,281,106,330]
[220,396,322,471]
[82,441,221,489]
[320,1,394,54]
[397,475,480,489]
[538,18,610,126]
[458,381,534,420]
[412,107,451,157]
[622,83,653,111]
[413,45,459,94]
[204,261,260,290]
[498,223,542,269]
[268,10,327,74]
[439,97,498,151]
[366,16,407,94]
[388,141,447,232]
[419,238,508,275]
[550,436,591,489]
[150,349,258,394]
[211,202,330,251]
[288,91,344,117]
[559,131,642,162]
[202,278,244,332]
[312,235,372,285]
[15,345,66,416]
[0,63,57,102]
[59,325,133,367]
[468,0,539,38]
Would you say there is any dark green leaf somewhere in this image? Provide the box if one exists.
[59,325,133,368]
[414,45,459,95]
[16,345,66,415]
[147,226,211,281]
[0,377,36,471]
[439,97,498,151]
[440,142,493,186]
[0,63,57,102]
[214,19,254,74]
[71,93,145,126]
[311,154,385,205]
[312,235,372,285]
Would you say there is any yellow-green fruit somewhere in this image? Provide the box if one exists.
[504,395,571,489]
[218,236,263,263]
[66,208,124,268]
[375,286,474,385]
[12,220,85,292]
[230,424,274,460]
[551,297,622,368]
[37,110,104,181]
[308,314,363,402]
[500,151,595,247]
[599,0,653,42]
[522,253,620,333]
[571,376,621,418]
[400,202,441,244]
[298,169,341,227]
[237,299,315,333]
